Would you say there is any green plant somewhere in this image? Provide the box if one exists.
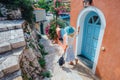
[48,18,68,40]
[41,71,52,78]
[46,0,68,40]
[26,31,30,35]
[40,49,48,57]
[29,61,33,67]
[19,0,34,23]
[44,52,48,55]
[0,11,4,17]
[29,42,35,49]
[38,43,48,56]
[29,78,32,80]
[56,18,68,28]
[33,0,53,13]
[48,19,58,40]
[38,58,46,68]
[38,43,44,50]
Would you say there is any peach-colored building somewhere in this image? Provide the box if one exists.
[69,0,120,80]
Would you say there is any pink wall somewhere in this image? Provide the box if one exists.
[70,0,120,80]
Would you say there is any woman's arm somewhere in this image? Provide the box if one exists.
[63,34,68,53]
[64,45,68,53]
[74,26,80,38]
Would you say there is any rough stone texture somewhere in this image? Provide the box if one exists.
[20,27,43,79]
[0,3,22,20]
[0,20,42,80]
[0,70,4,78]
[43,77,50,80]
[0,70,22,80]
[0,20,24,30]
[0,20,25,53]
[2,56,20,74]
[12,47,24,56]
[0,47,24,78]
[20,48,42,79]
[0,27,7,32]
[10,38,26,49]
[0,28,24,43]
[40,36,99,80]
[0,42,11,53]
[13,76,23,80]
[0,47,24,80]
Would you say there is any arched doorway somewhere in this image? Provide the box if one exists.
[76,6,106,73]
[81,11,101,62]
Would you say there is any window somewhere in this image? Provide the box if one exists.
[88,15,101,25]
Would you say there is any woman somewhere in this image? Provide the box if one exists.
[64,26,80,65]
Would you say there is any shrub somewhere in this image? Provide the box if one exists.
[39,49,48,57]
[29,42,35,49]
[48,18,67,40]
[29,78,32,80]
[37,0,52,12]
[38,58,46,68]
[48,19,57,40]
[29,61,33,67]
[56,18,68,28]
[38,43,48,56]
[41,71,52,78]
[38,43,44,50]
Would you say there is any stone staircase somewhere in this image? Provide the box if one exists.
[0,20,26,80]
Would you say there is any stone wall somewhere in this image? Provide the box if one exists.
[21,24,43,80]
[0,20,26,80]
[0,20,42,80]
[0,3,22,20]
[20,48,42,80]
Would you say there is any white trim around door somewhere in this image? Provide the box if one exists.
[75,6,106,73]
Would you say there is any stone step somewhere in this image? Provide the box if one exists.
[0,47,24,78]
[0,42,11,54]
[0,70,22,80]
[0,29,25,53]
[0,20,24,31]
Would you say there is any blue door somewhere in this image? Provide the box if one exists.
[81,11,101,62]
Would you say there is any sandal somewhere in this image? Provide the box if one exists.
[69,61,74,65]
[75,59,78,64]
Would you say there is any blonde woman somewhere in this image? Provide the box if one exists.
[64,26,80,65]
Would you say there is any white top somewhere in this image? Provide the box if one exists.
[66,35,74,46]
[65,32,78,46]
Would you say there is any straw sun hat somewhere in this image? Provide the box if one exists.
[65,26,75,35]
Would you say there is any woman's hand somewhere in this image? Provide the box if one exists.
[75,26,80,36]
[78,26,80,34]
